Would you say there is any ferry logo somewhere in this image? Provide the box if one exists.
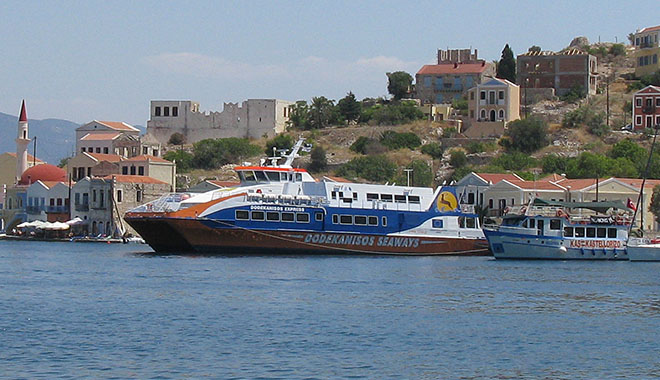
[436,191,458,212]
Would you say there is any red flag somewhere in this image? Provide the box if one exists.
[627,198,637,211]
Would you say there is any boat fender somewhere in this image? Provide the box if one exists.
[559,246,567,254]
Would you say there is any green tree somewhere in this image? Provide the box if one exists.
[168,132,186,145]
[609,139,647,172]
[286,101,310,130]
[337,92,361,124]
[309,96,337,129]
[58,156,70,168]
[164,149,194,172]
[265,134,294,157]
[560,85,586,103]
[650,185,660,225]
[497,44,516,83]
[387,71,413,100]
[491,152,537,171]
[449,150,468,168]
[191,138,261,169]
[308,146,327,173]
[541,154,569,174]
[528,45,541,53]
[336,155,397,182]
[640,69,660,86]
[399,160,433,187]
[502,116,549,153]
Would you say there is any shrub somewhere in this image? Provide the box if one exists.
[609,43,626,56]
[466,141,486,154]
[503,116,549,153]
[336,155,397,182]
[449,150,468,168]
[491,152,537,171]
[350,136,386,155]
[265,134,294,157]
[399,160,433,187]
[442,127,457,138]
[164,150,194,172]
[560,85,586,103]
[168,132,186,145]
[307,146,327,173]
[192,138,261,169]
[380,130,422,150]
[421,143,444,159]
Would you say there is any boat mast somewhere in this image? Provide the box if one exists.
[630,124,659,234]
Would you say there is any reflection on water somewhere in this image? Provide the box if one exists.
[1,241,659,379]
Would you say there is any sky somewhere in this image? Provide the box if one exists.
[0,0,658,126]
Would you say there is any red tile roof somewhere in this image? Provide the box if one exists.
[538,174,565,182]
[506,179,566,191]
[97,121,139,132]
[474,172,522,184]
[616,178,660,189]
[124,155,172,163]
[103,175,168,185]
[40,180,71,188]
[80,132,121,141]
[417,63,489,75]
[640,25,660,33]
[87,153,123,162]
[556,178,608,190]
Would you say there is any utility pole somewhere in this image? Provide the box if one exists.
[404,168,413,187]
[606,76,610,128]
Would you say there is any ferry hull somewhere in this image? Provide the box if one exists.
[628,245,660,261]
[126,216,490,256]
[484,228,628,260]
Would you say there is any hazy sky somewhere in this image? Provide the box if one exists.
[1,0,657,126]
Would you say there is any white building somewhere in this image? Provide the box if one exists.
[145,99,294,145]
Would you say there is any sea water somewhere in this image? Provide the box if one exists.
[1,240,659,379]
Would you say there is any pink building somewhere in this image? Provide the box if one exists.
[632,85,660,130]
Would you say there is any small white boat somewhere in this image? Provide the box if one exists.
[628,238,660,261]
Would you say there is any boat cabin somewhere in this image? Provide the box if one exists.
[234,166,315,185]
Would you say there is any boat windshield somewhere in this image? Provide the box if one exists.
[265,171,280,182]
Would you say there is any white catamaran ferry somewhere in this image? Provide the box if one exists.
[125,139,489,255]
[483,199,632,260]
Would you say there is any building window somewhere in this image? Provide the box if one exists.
[424,76,431,88]
[103,147,108,154]
[636,116,642,125]
[122,166,128,175]
[136,190,142,202]
[117,190,122,203]
[155,107,161,116]
[480,91,486,100]
[75,193,80,205]
[636,98,642,107]
[143,147,148,154]
[172,106,178,117]
[96,147,101,153]
[130,166,136,175]
[138,166,145,176]
[470,92,474,100]
[499,110,505,119]
[470,110,474,118]
[480,110,486,119]
[92,190,97,202]
[499,91,504,100]
[163,107,170,117]
[81,147,85,152]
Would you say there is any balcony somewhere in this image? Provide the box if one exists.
[26,206,44,214]
[643,105,656,114]
[75,204,89,212]
[46,206,68,213]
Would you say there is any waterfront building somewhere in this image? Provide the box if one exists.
[632,25,660,78]
[118,155,176,191]
[67,152,123,181]
[455,172,523,210]
[145,99,295,146]
[517,49,598,98]
[632,85,660,130]
[71,175,170,236]
[25,180,71,222]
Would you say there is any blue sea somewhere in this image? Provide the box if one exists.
[1,240,659,379]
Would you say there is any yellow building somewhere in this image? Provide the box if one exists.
[633,25,660,77]
[419,104,453,122]
[0,152,44,207]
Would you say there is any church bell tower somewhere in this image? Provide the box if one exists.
[15,100,31,183]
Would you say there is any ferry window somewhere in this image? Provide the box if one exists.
[597,228,606,238]
[255,171,268,182]
[238,172,245,182]
[243,171,256,182]
[458,216,466,228]
[251,211,265,220]
[395,195,406,203]
[354,216,367,225]
[575,227,585,237]
[353,192,358,200]
[236,210,249,220]
[382,216,387,227]
[608,228,617,238]
[466,217,476,229]
[367,193,379,201]
[368,216,378,226]
[266,172,280,181]
[340,215,353,225]
[315,212,324,221]
[408,195,420,204]
[550,219,561,230]
[331,191,337,199]
[332,214,338,224]
[432,219,444,228]
[342,197,353,203]
[529,219,535,228]
[266,212,280,221]
[381,194,393,202]
[281,212,295,222]
[295,173,303,182]
[522,220,528,228]
[564,227,574,237]
[586,227,596,238]
[296,213,310,223]
[280,172,287,181]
